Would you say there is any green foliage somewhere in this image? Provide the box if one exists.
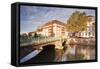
[20,34,28,40]
[34,33,43,38]
[66,11,88,32]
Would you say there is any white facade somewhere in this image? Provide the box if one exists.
[78,16,95,38]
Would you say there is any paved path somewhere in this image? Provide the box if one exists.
[20,50,42,63]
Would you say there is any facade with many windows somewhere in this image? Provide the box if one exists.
[37,20,66,37]
[77,16,95,38]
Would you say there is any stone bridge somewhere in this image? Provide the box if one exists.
[32,41,64,49]
[20,36,66,49]
[20,36,95,50]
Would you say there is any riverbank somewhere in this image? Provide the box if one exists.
[66,37,95,46]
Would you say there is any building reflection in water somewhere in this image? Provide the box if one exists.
[54,44,95,62]
[21,44,95,64]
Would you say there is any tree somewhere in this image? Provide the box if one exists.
[66,11,88,36]
[34,32,38,37]
[20,33,28,40]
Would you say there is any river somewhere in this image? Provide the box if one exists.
[20,44,95,64]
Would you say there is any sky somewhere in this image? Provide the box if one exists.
[20,5,95,33]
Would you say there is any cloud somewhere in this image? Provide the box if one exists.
[20,5,95,33]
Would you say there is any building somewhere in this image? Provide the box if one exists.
[77,16,95,38]
[37,20,66,37]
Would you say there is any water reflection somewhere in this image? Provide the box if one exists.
[55,45,95,62]
[21,44,95,64]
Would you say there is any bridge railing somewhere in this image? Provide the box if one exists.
[20,36,65,46]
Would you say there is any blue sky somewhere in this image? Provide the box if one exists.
[20,6,95,33]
